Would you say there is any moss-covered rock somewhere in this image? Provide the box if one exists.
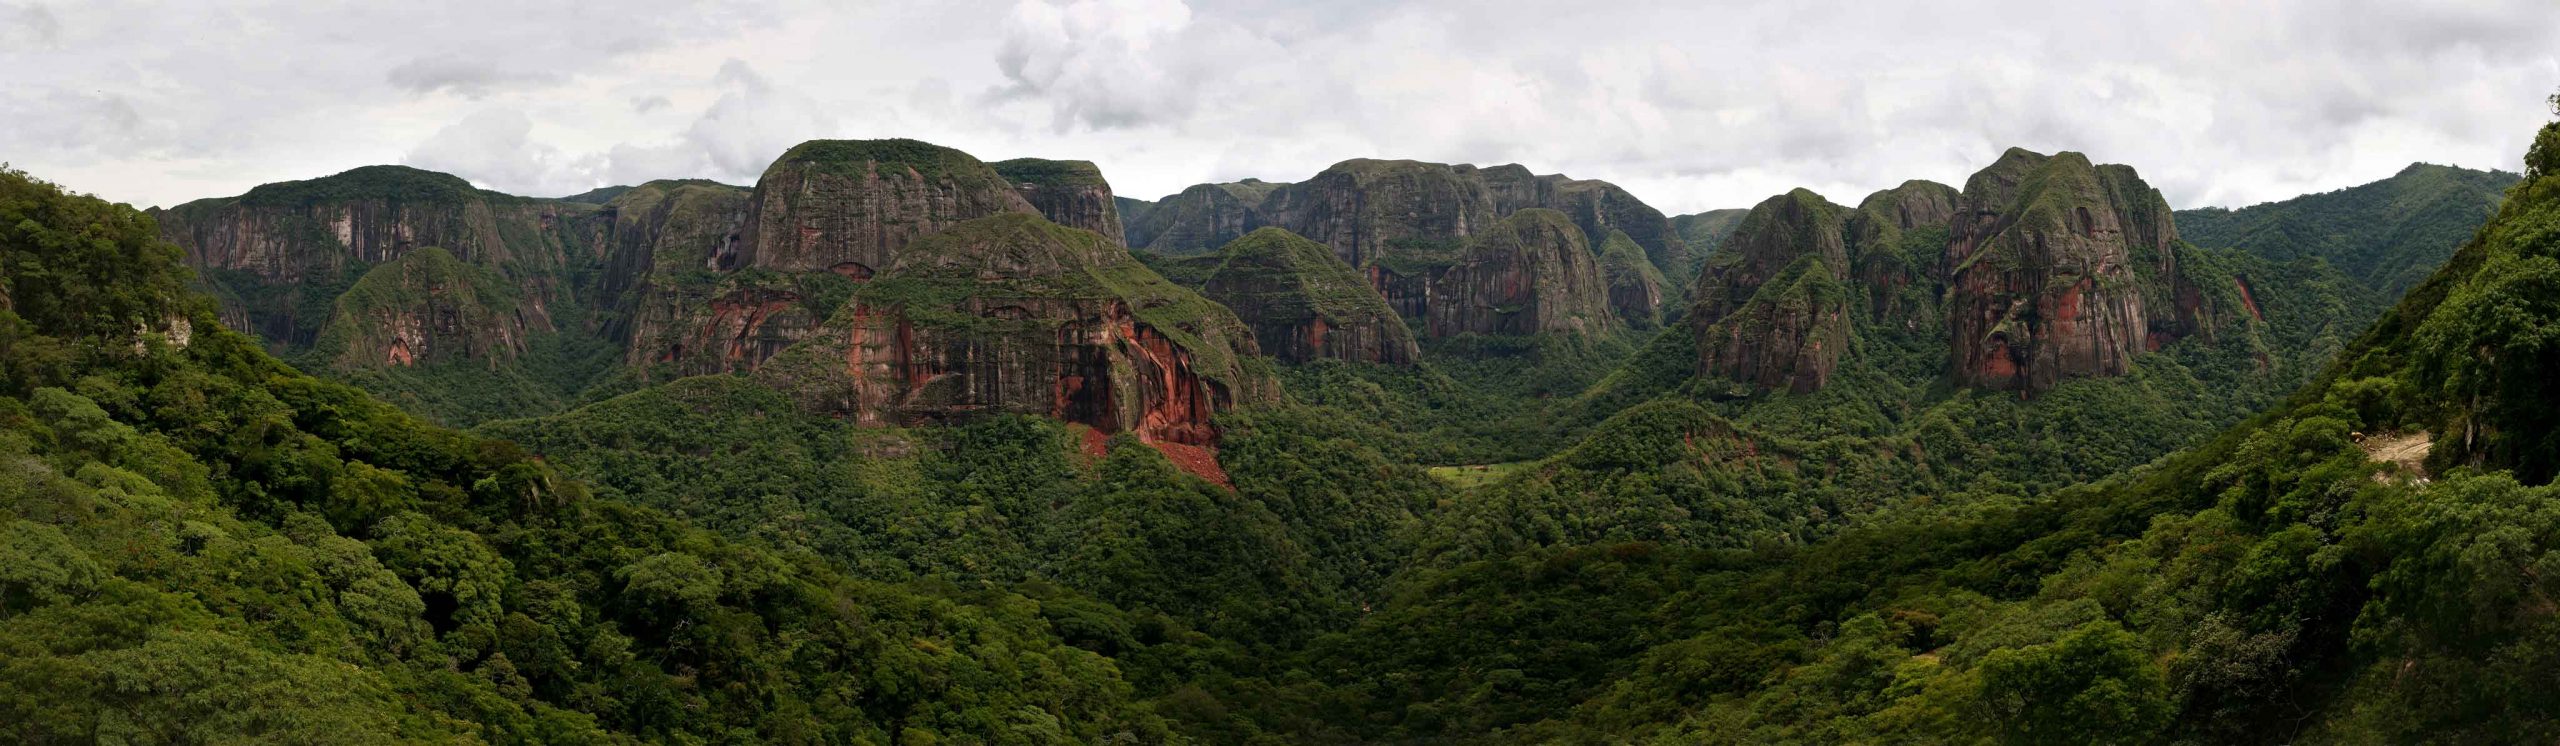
[735,138,1038,274]
[154,165,600,349]
[1194,227,1419,364]
[991,158,1126,246]
[1597,230,1673,328]
[1423,209,1616,337]
[309,247,529,369]
[760,213,1279,445]
[1944,148,2175,392]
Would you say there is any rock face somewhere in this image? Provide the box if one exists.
[1597,230,1672,328]
[1125,180,1282,255]
[309,247,533,369]
[1136,159,1687,342]
[734,139,1038,275]
[1262,160,1503,267]
[153,165,597,347]
[1943,149,2177,392]
[1477,165,1693,274]
[1193,228,1419,365]
[586,180,838,377]
[991,158,1125,245]
[760,213,1278,446]
[1856,180,1962,232]
[1690,190,1857,392]
[1423,209,1617,337]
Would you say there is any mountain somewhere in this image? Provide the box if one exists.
[1671,207,1749,264]
[755,212,1278,448]
[1187,227,1421,365]
[1944,148,2182,392]
[1124,179,1282,254]
[990,157,1126,244]
[152,164,600,350]
[1596,229,1674,328]
[0,166,1192,743]
[2178,162,2519,293]
[734,139,1038,274]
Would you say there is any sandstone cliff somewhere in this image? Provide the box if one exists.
[1423,209,1616,337]
[760,213,1278,445]
[1262,159,1502,267]
[1194,228,1420,365]
[1690,190,1856,392]
[1475,164,1693,274]
[1597,230,1672,328]
[154,165,597,348]
[308,247,533,369]
[1943,149,2176,392]
[734,139,1038,275]
[991,158,1126,246]
[585,180,837,377]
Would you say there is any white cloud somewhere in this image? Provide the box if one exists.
[2,0,2555,215]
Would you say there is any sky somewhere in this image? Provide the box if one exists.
[4,0,2557,215]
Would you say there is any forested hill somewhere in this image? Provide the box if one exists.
[7,92,2557,744]
[2178,162,2518,294]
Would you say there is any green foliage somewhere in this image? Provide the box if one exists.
[2178,163,2516,293]
[0,169,1182,743]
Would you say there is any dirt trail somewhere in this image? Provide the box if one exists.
[2361,431,2432,480]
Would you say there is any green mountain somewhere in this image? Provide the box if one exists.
[0,166,1186,742]
[66,88,2556,746]
[2179,163,2519,294]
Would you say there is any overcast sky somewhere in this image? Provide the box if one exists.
[5,0,2556,215]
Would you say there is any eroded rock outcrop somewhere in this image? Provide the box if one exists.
[1194,228,1419,364]
[154,165,597,347]
[1690,190,1856,392]
[1597,230,1672,328]
[1424,209,1616,337]
[1477,165,1692,274]
[1943,149,2176,392]
[992,158,1125,245]
[308,247,534,369]
[734,139,1037,275]
[1125,180,1282,255]
[1262,159,1502,267]
[761,214,1278,445]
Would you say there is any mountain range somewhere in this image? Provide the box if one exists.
[0,96,2548,743]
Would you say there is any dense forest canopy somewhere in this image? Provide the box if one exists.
[2,90,2556,744]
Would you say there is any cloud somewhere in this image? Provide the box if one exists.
[403,108,600,196]
[1,2,60,48]
[4,0,2556,214]
[387,54,567,98]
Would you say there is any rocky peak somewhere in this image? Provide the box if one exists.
[1195,227,1420,365]
[1689,189,1855,392]
[734,138,1037,276]
[991,158,1126,246]
[1856,180,1961,231]
[1943,148,2174,392]
[759,213,1277,446]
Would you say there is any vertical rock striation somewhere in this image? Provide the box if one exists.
[1690,190,1857,393]
[734,139,1038,275]
[1942,148,2177,392]
[760,213,1278,445]
[992,158,1126,245]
